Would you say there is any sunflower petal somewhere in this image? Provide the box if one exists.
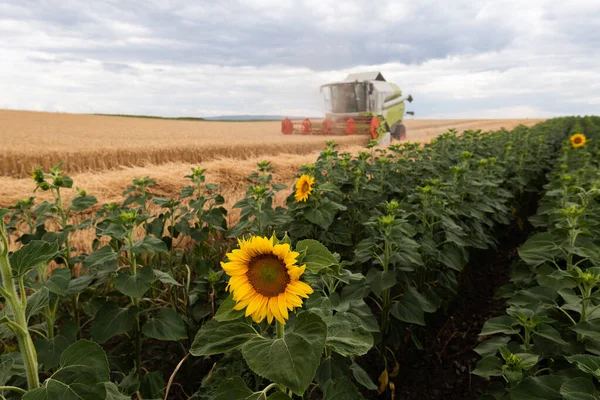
[288,265,306,280]
[269,297,284,324]
[287,281,314,297]
[278,293,289,321]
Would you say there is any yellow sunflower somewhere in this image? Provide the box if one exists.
[294,174,315,202]
[570,133,586,148]
[221,236,313,324]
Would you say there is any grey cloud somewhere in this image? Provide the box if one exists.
[2,0,600,118]
[8,1,518,70]
[101,62,138,74]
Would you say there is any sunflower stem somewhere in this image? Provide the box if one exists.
[276,321,285,339]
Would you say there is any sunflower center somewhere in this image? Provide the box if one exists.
[302,181,310,193]
[574,137,582,144]
[246,255,290,297]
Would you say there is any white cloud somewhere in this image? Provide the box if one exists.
[0,0,599,118]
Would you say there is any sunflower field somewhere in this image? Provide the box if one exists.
[0,117,597,399]
[474,117,600,399]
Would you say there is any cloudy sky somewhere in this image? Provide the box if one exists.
[1,0,599,118]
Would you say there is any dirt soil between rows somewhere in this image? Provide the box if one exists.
[387,206,538,400]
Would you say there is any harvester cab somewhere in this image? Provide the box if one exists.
[281,71,413,141]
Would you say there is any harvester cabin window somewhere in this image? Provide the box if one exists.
[331,84,367,114]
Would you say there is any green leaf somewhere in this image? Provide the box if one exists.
[117,369,140,396]
[0,359,15,386]
[35,335,70,369]
[214,293,246,322]
[303,203,338,229]
[242,312,327,395]
[24,340,110,400]
[10,240,59,276]
[437,244,467,271]
[115,266,153,298]
[90,302,135,344]
[346,300,379,333]
[508,375,569,400]
[480,315,519,336]
[25,382,107,400]
[517,352,540,370]
[572,321,600,342]
[518,232,561,266]
[560,377,598,400]
[325,312,373,356]
[365,269,396,297]
[153,269,182,286]
[70,195,98,212]
[472,356,504,377]
[44,268,71,296]
[139,370,165,399]
[104,382,131,400]
[128,236,168,255]
[534,323,567,345]
[83,246,118,270]
[565,354,600,377]
[350,361,377,390]
[66,274,95,296]
[474,336,510,358]
[26,287,49,322]
[390,290,426,326]
[268,393,293,400]
[315,355,351,388]
[322,377,363,400]
[142,308,187,341]
[190,320,258,356]
[296,239,338,274]
[213,377,261,400]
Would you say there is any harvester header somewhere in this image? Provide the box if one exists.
[281,71,413,141]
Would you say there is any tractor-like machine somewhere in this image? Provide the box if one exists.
[281,71,413,141]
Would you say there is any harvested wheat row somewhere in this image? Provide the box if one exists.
[0,110,368,177]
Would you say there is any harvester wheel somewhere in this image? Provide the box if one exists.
[322,117,333,135]
[369,117,380,139]
[391,123,407,140]
[282,118,293,134]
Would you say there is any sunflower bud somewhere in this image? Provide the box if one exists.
[120,210,138,226]
[251,185,267,196]
[450,165,462,174]
[418,185,432,194]
[207,269,222,285]
[53,176,64,187]
[32,168,45,184]
[561,205,583,218]
[378,215,395,227]
[385,200,400,214]
[505,353,521,367]
[104,203,119,211]
[39,182,51,191]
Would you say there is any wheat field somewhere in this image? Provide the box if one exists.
[0,110,545,209]
[0,110,545,253]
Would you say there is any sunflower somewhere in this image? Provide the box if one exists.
[570,133,586,148]
[294,174,315,202]
[221,236,313,324]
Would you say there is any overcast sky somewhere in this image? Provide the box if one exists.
[1,0,599,118]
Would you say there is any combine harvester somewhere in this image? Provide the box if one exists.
[281,71,413,141]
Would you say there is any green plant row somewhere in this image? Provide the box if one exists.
[0,117,576,399]
[474,116,600,399]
